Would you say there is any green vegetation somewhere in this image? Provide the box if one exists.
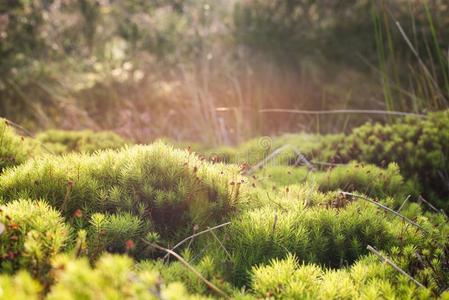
[226,200,422,286]
[0,132,447,298]
[47,254,208,300]
[0,199,69,283]
[254,162,413,201]
[1,1,448,142]
[249,254,432,299]
[316,111,449,208]
[36,130,128,155]
[1,1,449,298]
[0,142,245,241]
[204,110,449,208]
[0,120,37,173]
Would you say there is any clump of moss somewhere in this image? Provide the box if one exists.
[314,162,416,200]
[249,254,432,299]
[203,110,449,209]
[0,142,247,242]
[204,133,326,165]
[36,129,128,155]
[252,162,415,205]
[0,199,69,283]
[139,252,234,297]
[0,254,212,299]
[225,199,423,285]
[0,120,38,173]
[47,254,208,300]
[0,271,42,300]
[314,110,449,208]
[87,212,151,261]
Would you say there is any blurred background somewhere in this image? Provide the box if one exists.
[0,0,448,145]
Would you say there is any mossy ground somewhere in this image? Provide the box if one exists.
[0,113,449,299]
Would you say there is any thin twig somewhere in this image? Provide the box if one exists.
[245,144,290,176]
[163,222,231,260]
[271,212,278,237]
[418,195,440,214]
[191,243,211,263]
[143,241,230,299]
[397,195,411,212]
[291,146,316,170]
[418,195,448,220]
[187,225,198,249]
[4,119,36,138]
[209,229,232,261]
[245,144,315,176]
[265,192,288,212]
[259,108,425,118]
[341,192,429,233]
[367,245,425,288]
[3,119,55,155]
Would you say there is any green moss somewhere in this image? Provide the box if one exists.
[202,110,449,209]
[225,200,423,285]
[315,110,449,209]
[0,142,247,241]
[314,162,416,200]
[36,129,128,155]
[47,254,209,300]
[0,120,38,173]
[250,254,431,299]
[0,199,69,283]
[204,133,326,165]
[252,165,310,187]
[157,138,208,154]
[139,252,233,297]
[87,212,151,261]
[252,162,415,204]
[0,271,41,300]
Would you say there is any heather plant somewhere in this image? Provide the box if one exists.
[36,130,129,155]
[0,199,69,283]
[0,142,246,241]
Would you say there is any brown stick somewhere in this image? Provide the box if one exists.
[209,229,232,261]
[3,119,55,154]
[245,144,315,175]
[397,195,411,212]
[143,241,230,299]
[367,245,425,289]
[163,222,231,260]
[341,192,429,233]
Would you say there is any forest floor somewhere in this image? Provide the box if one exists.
[0,111,448,299]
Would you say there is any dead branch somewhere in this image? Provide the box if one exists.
[143,241,230,299]
[341,192,429,233]
[367,245,425,289]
